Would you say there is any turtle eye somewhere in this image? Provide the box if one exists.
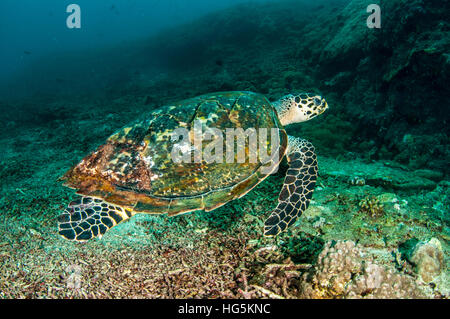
[314,97,322,106]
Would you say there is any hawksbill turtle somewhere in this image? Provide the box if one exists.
[58,91,328,241]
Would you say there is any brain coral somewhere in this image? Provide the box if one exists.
[410,238,444,283]
[299,240,426,299]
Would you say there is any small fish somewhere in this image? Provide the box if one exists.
[110,4,119,14]
[24,51,31,55]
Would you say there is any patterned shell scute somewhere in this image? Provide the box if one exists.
[62,91,287,213]
[147,92,280,196]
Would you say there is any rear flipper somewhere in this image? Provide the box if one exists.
[58,196,132,241]
[264,137,318,236]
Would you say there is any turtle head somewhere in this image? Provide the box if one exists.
[274,93,328,126]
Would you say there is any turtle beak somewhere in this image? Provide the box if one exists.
[319,98,328,114]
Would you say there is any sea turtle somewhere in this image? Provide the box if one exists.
[58,91,328,241]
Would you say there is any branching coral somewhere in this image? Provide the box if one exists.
[236,244,309,299]
[358,195,385,217]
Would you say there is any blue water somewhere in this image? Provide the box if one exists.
[0,0,274,86]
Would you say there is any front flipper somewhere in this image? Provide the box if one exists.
[58,196,133,241]
[264,136,318,236]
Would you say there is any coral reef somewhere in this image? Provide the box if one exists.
[358,195,385,218]
[0,0,448,299]
[315,0,450,173]
[409,238,444,283]
[299,241,426,298]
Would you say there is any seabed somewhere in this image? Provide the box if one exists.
[0,0,448,299]
[0,113,447,298]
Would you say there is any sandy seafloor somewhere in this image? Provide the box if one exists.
[0,0,448,299]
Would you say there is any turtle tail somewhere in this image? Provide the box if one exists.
[58,196,133,241]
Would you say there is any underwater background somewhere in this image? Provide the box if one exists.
[0,0,448,298]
